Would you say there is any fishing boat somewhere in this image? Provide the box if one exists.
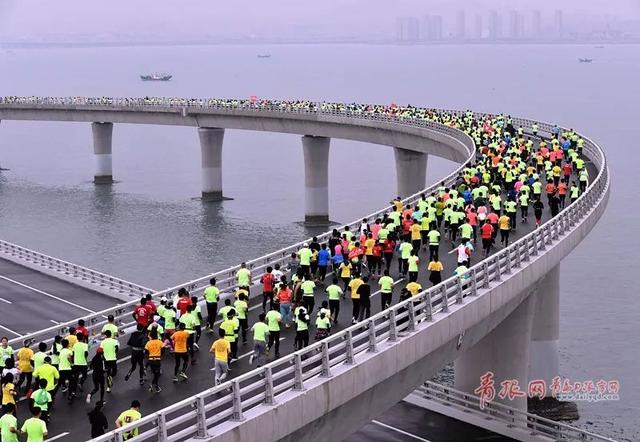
[578,58,593,63]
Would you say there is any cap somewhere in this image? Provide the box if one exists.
[302,243,308,247]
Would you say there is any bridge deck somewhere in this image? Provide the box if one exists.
[25,167,598,442]
[0,258,118,337]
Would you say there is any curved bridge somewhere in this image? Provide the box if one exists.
[0,98,609,442]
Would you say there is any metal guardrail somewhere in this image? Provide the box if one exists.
[5,99,476,349]
[412,382,617,442]
[0,239,153,302]
[31,101,606,441]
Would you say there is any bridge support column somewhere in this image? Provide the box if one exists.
[198,127,226,201]
[454,294,535,410]
[92,122,113,184]
[302,135,330,224]
[393,147,427,198]
[529,264,560,389]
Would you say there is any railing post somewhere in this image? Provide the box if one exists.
[514,244,522,268]
[293,354,305,390]
[345,330,355,364]
[425,291,434,321]
[320,341,332,377]
[388,309,398,340]
[407,301,417,331]
[531,234,538,256]
[494,256,502,282]
[231,380,244,421]
[470,268,478,295]
[157,412,168,441]
[367,319,377,352]
[440,284,449,312]
[264,366,276,404]
[456,278,464,304]
[195,395,209,437]
[482,261,490,288]
[538,229,547,251]
[505,250,512,275]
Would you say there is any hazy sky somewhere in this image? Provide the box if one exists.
[1,0,638,37]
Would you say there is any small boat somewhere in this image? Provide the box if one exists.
[257,54,271,59]
[140,73,172,81]
[578,58,593,63]
[594,46,605,49]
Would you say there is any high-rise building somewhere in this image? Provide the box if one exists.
[532,10,542,38]
[396,17,420,42]
[489,10,502,40]
[431,15,443,41]
[473,14,483,40]
[509,10,523,39]
[554,10,564,39]
[420,16,431,41]
[456,11,466,40]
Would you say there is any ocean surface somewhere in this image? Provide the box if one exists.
[0,43,637,440]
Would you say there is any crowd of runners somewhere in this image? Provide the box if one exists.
[0,99,591,440]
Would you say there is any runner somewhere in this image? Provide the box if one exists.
[348,274,364,324]
[235,262,252,288]
[115,400,142,441]
[69,332,89,400]
[124,324,147,385]
[171,324,190,382]
[378,270,394,310]
[86,348,105,404]
[498,212,511,246]
[88,401,108,438]
[33,357,58,405]
[0,403,18,442]
[260,267,276,312]
[21,408,48,442]
[325,277,343,323]
[265,304,282,358]
[210,330,230,385]
[15,340,34,396]
[203,278,220,331]
[301,277,316,314]
[144,330,164,393]
[249,314,269,368]
[315,309,331,341]
[99,331,119,393]
[29,379,52,423]
[356,276,372,320]
[234,294,249,344]
[293,305,310,350]
[220,309,239,362]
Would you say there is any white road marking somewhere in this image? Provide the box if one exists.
[0,297,12,304]
[0,274,95,313]
[0,324,22,337]
[371,420,432,442]
[47,432,70,441]
[50,319,60,325]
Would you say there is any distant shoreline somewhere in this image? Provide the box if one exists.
[1,39,639,50]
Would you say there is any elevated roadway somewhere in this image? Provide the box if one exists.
[0,98,609,442]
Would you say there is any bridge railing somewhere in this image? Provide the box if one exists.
[8,101,476,348]
[0,239,153,303]
[412,382,617,442]
[91,127,609,441]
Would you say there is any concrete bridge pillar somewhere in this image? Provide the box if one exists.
[198,127,225,201]
[529,264,560,389]
[454,294,536,410]
[92,122,113,184]
[394,147,427,198]
[302,135,330,224]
